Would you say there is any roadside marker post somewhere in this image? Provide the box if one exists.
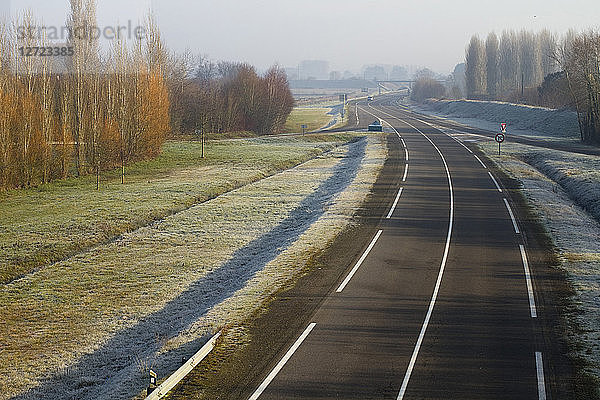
[147,369,157,395]
[301,124,307,135]
[195,129,205,158]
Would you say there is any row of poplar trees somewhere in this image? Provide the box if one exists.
[0,0,170,190]
[0,1,297,191]
[465,29,600,144]
[465,30,561,100]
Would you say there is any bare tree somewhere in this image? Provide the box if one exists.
[499,30,520,94]
[559,30,600,144]
[518,30,542,90]
[538,29,559,79]
[465,35,486,98]
[485,32,499,99]
[0,3,171,191]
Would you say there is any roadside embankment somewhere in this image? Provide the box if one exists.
[0,135,348,285]
[420,99,581,140]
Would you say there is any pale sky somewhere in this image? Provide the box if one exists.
[7,0,600,75]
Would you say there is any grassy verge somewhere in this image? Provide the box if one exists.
[0,133,375,399]
[0,134,352,285]
[283,107,332,133]
[0,133,361,399]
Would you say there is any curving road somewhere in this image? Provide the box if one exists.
[241,95,570,400]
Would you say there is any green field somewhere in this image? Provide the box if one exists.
[0,134,352,285]
[283,107,333,133]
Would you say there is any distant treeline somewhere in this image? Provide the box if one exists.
[410,69,446,103]
[168,58,294,136]
[464,29,600,144]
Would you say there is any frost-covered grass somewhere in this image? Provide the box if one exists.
[165,134,386,350]
[0,135,350,284]
[0,133,383,400]
[413,99,581,143]
[474,138,600,395]
[517,150,600,222]
[283,107,333,133]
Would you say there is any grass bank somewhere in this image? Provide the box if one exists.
[0,134,352,285]
[166,134,388,400]
[283,107,333,133]
[0,133,378,399]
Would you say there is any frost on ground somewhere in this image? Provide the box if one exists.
[2,135,385,400]
[412,99,581,144]
[164,134,386,351]
[0,137,343,284]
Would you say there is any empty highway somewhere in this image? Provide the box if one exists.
[241,95,569,400]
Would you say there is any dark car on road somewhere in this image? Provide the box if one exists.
[368,120,383,132]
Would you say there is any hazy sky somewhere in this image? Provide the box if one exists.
[7,0,600,74]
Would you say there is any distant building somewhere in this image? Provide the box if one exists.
[363,65,387,81]
[342,70,356,79]
[329,71,341,80]
[390,66,409,81]
[285,66,299,81]
[299,60,329,80]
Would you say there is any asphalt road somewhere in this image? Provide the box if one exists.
[245,96,557,399]
[379,98,600,157]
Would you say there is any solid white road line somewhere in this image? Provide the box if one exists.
[503,198,520,234]
[444,133,474,154]
[380,105,477,155]
[535,352,547,400]
[473,154,487,169]
[360,105,402,140]
[405,148,409,161]
[488,171,502,192]
[519,244,537,318]
[402,164,409,182]
[248,323,317,400]
[336,230,383,293]
[373,104,544,399]
[394,119,454,400]
[386,188,404,219]
[454,138,474,154]
[401,138,406,148]
[379,105,496,174]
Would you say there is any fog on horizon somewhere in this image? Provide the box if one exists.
[5,0,600,75]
